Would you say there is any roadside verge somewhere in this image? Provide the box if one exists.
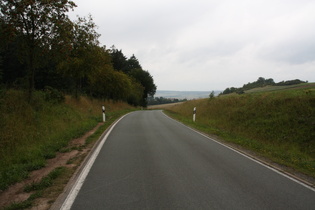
[50,113,130,210]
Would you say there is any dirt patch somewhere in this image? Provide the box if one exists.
[0,122,104,209]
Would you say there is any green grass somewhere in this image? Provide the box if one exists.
[164,85,315,177]
[0,89,135,191]
[23,167,65,193]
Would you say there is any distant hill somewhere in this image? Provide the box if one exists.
[155,90,221,99]
[221,77,308,95]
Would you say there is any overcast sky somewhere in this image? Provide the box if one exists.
[69,0,315,91]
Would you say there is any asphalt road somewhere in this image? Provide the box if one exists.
[65,110,315,210]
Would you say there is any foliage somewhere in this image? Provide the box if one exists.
[57,15,100,98]
[275,79,307,86]
[109,47,127,72]
[243,77,275,90]
[109,47,142,74]
[148,96,187,105]
[125,54,142,74]
[128,68,157,107]
[0,2,156,106]
[88,67,144,105]
[1,34,28,88]
[0,0,76,100]
[109,47,157,107]
[0,55,2,82]
[209,91,215,99]
[44,86,65,104]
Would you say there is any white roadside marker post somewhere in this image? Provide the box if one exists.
[193,107,196,122]
[102,106,106,122]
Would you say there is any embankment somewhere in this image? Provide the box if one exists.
[164,87,315,178]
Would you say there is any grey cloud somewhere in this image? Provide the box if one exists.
[268,42,315,64]
[70,0,315,91]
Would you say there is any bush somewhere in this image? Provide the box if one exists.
[44,86,65,104]
[209,91,215,99]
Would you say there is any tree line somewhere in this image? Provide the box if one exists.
[221,77,307,95]
[0,0,156,107]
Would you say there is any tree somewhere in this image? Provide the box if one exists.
[88,65,144,106]
[209,91,215,99]
[0,0,76,101]
[129,68,157,107]
[127,79,144,106]
[108,49,157,106]
[57,15,100,97]
[1,38,27,87]
[109,50,142,74]
[125,54,142,74]
[0,20,3,83]
[257,77,266,86]
[0,56,2,83]
[109,46,127,72]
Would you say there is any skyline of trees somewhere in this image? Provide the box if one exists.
[0,0,76,101]
[0,0,156,107]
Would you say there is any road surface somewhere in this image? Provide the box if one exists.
[63,110,315,210]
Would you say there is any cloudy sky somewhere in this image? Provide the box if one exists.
[69,0,315,91]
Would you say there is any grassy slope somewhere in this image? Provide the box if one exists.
[164,83,315,178]
[0,90,135,191]
[245,82,315,93]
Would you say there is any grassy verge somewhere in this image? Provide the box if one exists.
[0,89,135,192]
[164,86,315,178]
[4,167,65,210]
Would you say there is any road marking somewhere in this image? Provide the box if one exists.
[161,111,315,192]
[60,113,130,210]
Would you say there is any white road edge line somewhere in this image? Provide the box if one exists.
[161,111,315,192]
[60,113,130,210]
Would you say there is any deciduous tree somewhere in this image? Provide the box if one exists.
[129,68,157,107]
[125,54,142,74]
[0,0,76,101]
[57,15,100,97]
[109,46,127,72]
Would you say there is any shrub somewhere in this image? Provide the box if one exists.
[44,86,65,104]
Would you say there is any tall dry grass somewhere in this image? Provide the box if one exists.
[0,89,134,190]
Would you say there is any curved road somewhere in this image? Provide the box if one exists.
[63,110,315,209]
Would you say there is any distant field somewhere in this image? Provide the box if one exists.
[154,90,219,99]
[147,102,184,110]
[245,82,315,93]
